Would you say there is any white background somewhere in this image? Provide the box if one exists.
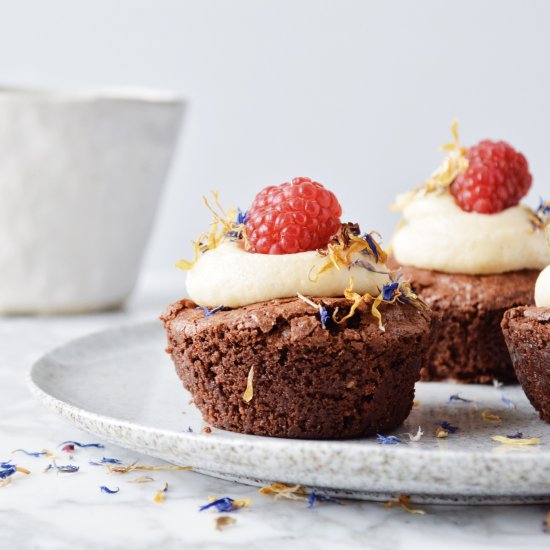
[1,0,549,274]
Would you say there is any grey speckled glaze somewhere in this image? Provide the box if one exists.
[29,321,550,504]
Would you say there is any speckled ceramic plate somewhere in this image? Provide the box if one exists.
[29,321,550,504]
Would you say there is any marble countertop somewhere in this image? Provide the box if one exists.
[1,271,549,550]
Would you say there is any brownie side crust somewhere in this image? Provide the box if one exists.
[398,266,538,384]
[502,306,550,422]
[161,297,432,439]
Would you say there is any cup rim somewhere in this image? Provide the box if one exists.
[0,85,183,104]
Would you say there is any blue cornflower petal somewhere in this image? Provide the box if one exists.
[319,306,330,329]
[236,209,248,225]
[447,394,473,404]
[100,486,120,494]
[0,466,17,479]
[364,233,379,263]
[195,305,224,317]
[59,441,105,448]
[376,434,402,445]
[437,421,459,433]
[501,395,515,409]
[307,491,342,508]
[89,457,123,466]
[12,449,48,457]
[381,282,399,302]
[199,497,235,512]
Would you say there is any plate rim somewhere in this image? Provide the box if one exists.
[27,320,550,500]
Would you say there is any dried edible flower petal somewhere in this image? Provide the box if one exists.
[12,449,53,458]
[447,394,473,404]
[307,492,342,508]
[214,516,236,531]
[403,427,424,442]
[259,483,308,501]
[333,277,426,331]
[391,119,468,210]
[128,476,155,483]
[506,432,523,439]
[107,462,192,474]
[199,497,251,512]
[490,435,540,446]
[100,486,120,494]
[436,421,458,433]
[481,410,501,422]
[44,462,79,474]
[153,482,168,503]
[501,396,515,409]
[527,198,550,231]
[242,366,254,403]
[0,466,17,479]
[195,305,224,317]
[58,441,104,448]
[435,427,448,439]
[177,193,248,270]
[384,495,426,515]
[89,457,123,465]
[296,293,330,329]
[376,434,402,445]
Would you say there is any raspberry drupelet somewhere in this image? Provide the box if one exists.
[451,140,532,214]
[246,177,342,254]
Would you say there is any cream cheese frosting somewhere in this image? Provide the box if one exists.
[392,193,550,275]
[535,265,550,307]
[186,241,392,307]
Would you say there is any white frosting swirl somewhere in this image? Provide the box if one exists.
[186,241,392,307]
[392,194,550,275]
[535,265,550,307]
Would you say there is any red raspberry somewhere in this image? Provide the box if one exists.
[450,140,532,214]
[246,177,342,254]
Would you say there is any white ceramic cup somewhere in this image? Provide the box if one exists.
[0,87,184,314]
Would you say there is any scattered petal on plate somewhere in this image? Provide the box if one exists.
[59,441,105,449]
[447,394,473,404]
[100,486,120,494]
[128,476,155,484]
[153,482,168,503]
[307,492,342,508]
[403,427,424,442]
[259,483,308,501]
[490,435,540,446]
[384,495,426,515]
[376,434,402,445]
[481,410,502,422]
[214,516,236,531]
[200,497,251,512]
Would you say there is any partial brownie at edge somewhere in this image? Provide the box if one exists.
[502,306,550,422]
[161,297,432,439]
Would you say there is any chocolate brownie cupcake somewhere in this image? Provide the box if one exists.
[162,296,432,439]
[164,177,431,439]
[392,122,550,383]
[401,266,538,383]
[502,307,550,421]
[502,257,550,421]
